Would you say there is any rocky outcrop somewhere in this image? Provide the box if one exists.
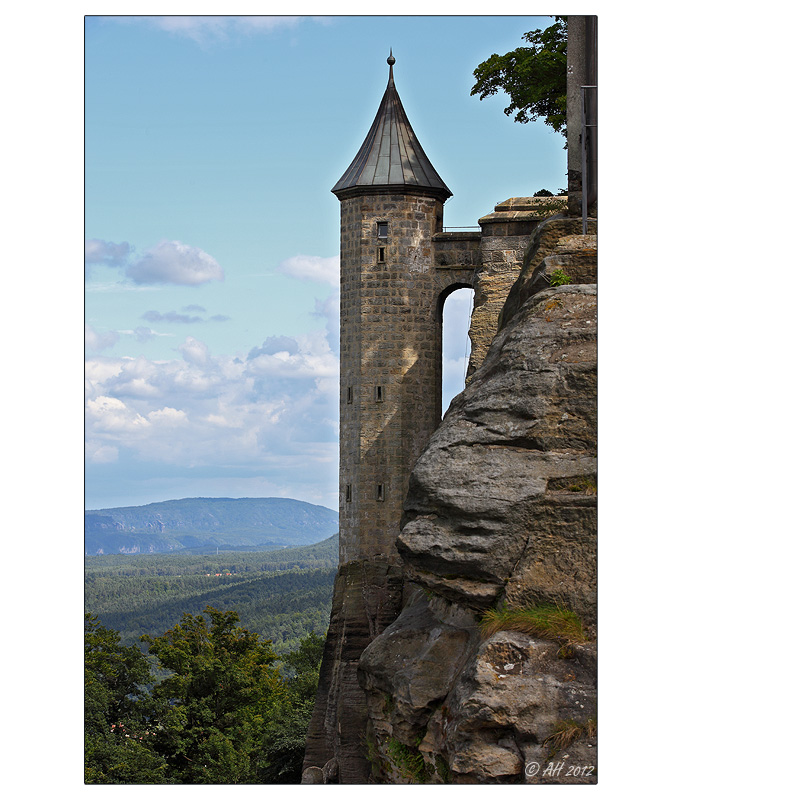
[467,197,567,381]
[499,216,597,329]
[357,223,598,783]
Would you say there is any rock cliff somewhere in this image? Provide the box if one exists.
[356,219,598,784]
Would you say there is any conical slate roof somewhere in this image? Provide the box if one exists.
[332,55,452,201]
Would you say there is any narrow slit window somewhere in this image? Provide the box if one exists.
[345,484,352,503]
[375,385,383,402]
[377,246,386,263]
[377,221,388,240]
[346,386,353,404]
[376,483,384,502]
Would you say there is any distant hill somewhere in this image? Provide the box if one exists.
[85,497,338,555]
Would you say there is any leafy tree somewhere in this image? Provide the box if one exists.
[471,16,567,138]
[84,613,170,783]
[258,632,326,782]
[143,605,282,784]
[85,609,327,783]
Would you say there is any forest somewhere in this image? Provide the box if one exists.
[85,607,325,783]
[85,535,338,653]
[85,537,341,782]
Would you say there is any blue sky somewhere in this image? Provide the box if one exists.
[84,14,570,511]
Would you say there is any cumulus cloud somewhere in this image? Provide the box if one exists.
[246,331,337,381]
[85,239,132,279]
[142,310,204,324]
[86,395,150,433]
[85,239,132,267]
[133,327,157,342]
[277,255,339,287]
[84,326,339,483]
[111,15,310,44]
[141,308,230,325]
[86,443,119,464]
[442,289,474,362]
[313,291,340,356]
[126,240,224,286]
[248,336,300,359]
[179,336,211,367]
[85,323,119,352]
[441,289,474,415]
[148,407,188,426]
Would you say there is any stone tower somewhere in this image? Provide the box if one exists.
[332,53,453,566]
[303,55,471,783]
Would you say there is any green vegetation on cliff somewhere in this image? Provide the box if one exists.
[480,602,586,653]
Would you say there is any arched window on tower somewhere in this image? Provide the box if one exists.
[441,287,474,417]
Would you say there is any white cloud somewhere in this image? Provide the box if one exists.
[179,336,211,367]
[85,323,119,352]
[248,335,300,359]
[86,396,150,433]
[441,289,474,414]
[85,239,131,267]
[86,443,119,464]
[148,407,188,426]
[313,290,340,355]
[247,331,337,380]
[84,324,339,475]
[442,289,474,362]
[116,326,172,342]
[126,240,224,286]
[109,15,307,45]
[229,16,303,33]
[277,254,339,286]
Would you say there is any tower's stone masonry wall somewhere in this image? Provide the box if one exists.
[339,193,452,566]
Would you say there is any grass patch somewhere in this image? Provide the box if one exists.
[386,738,428,783]
[434,754,451,783]
[548,268,573,287]
[479,603,585,655]
[543,718,597,758]
[567,477,597,495]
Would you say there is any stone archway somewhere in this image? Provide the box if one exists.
[439,285,475,415]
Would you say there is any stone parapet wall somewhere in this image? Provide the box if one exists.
[432,231,481,269]
[466,199,545,378]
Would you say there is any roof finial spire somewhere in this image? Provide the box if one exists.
[387,48,395,82]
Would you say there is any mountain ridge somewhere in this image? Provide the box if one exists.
[85,497,339,556]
